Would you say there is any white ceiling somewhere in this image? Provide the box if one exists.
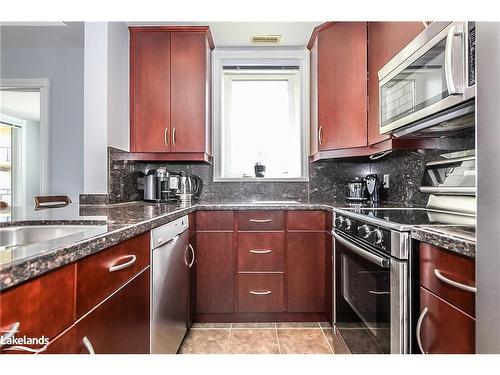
[0,90,40,122]
[127,22,321,47]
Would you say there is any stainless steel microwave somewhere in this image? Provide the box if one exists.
[378,22,476,138]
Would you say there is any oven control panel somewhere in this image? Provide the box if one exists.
[334,214,391,254]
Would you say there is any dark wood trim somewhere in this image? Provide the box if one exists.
[307,22,337,50]
[129,26,215,49]
[195,312,329,323]
[310,137,475,161]
[114,152,212,163]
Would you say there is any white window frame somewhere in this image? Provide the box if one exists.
[212,48,310,182]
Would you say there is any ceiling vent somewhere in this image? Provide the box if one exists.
[251,35,281,44]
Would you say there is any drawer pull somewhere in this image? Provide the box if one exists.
[368,290,390,295]
[0,322,20,347]
[249,219,272,223]
[434,269,477,293]
[108,255,137,272]
[82,336,96,354]
[249,249,272,254]
[416,307,429,355]
[249,290,272,295]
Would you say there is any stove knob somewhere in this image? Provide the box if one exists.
[370,228,384,245]
[335,216,344,227]
[342,218,353,231]
[357,224,371,238]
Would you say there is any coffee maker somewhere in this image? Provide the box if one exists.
[143,168,174,202]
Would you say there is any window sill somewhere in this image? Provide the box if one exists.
[213,177,309,183]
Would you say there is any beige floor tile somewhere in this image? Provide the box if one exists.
[232,322,275,329]
[277,329,332,354]
[276,322,321,328]
[321,327,334,352]
[179,329,230,354]
[227,329,279,354]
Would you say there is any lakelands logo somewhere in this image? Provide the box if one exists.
[1,328,49,352]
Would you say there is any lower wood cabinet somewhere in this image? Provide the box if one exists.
[418,287,475,354]
[287,232,326,312]
[237,274,284,313]
[45,269,150,354]
[196,231,235,314]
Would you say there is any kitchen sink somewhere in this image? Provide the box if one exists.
[0,225,107,249]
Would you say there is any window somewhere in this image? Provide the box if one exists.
[213,49,309,181]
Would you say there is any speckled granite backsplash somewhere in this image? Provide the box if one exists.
[98,146,470,206]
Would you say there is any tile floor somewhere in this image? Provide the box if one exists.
[179,322,334,354]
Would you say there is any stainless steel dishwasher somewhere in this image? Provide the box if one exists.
[151,215,193,354]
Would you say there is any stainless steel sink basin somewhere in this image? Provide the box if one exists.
[0,225,107,249]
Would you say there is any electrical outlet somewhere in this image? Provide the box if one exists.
[383,174,390,188]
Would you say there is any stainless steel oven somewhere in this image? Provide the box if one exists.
[378,21,476,137]
[332,214,410,354]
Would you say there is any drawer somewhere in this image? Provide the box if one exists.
[287,211,325,230]
[76,232,150,318]
[196,211,234,231]
[237,211,284,231]
[238,232,284,271]
[419,243,475,316]
[237,274,284,312]
[418,287,475,354]
[0,265,75,353]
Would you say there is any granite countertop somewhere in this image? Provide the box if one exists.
[411,225,476,258]
[0,200,476,291]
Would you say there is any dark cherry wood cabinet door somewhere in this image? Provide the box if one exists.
[310,36,319,157]
[0,264,75,351]
[420,243,475,317]
[77,269,150,354]
[237,274,284,313]
[130,30,171,152]
[286,232,326,312]
[237,211,284,231]
[419,287,475,354]
[76,233,150,318]
[318,22,367,151]
[187,233,197,329]
[196,232,235,314]
[170,33,208,153]
[367,22,392,146]
[196,211,234,231]
[237,232,285,272]
[287,211,325,231]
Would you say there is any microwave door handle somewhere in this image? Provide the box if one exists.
[444,24,462,95]
[331,229,390,268]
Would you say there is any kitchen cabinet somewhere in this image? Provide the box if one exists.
[237,274,284,313]
[129,26,214,162]
[196,232,234,313]
[286,231,326,312]
[309,22,368,159]
[0,265,75,354]
[45,269,150,354]
[417,243,476,354]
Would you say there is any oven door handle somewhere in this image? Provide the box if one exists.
[332,229,390,268]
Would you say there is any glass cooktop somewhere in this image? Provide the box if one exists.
[336,206,476,231]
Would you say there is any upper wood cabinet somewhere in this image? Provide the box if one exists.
[129,26,214,162]
[367,22,425,146]
[309,22,368,159]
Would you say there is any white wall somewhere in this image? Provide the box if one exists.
[83,22,130,194]
[25,119,41,205]
[0,23,85,201]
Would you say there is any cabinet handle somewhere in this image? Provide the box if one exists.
[249,219,272,223]
[108,255,137,272]
[188,244,195,268]
[318,126,323,145]
[416,307,429,355]
[249,249,272,254]
[82,336,96,354]
[433,269,477,293]
[164,128,169,148]
[249,290,272,295]
[368,290,390,295]
[172,127,176,147]
[0,322,20,347]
